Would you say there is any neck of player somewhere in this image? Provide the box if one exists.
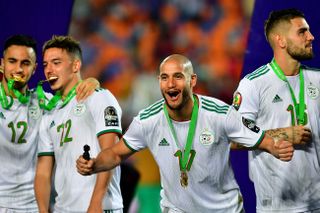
[167,95,196,122]
[274,55,300,76]
[60,77,81,100]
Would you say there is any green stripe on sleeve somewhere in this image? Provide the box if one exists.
[97,129,122,137]
[38,152,54,157]
[251,130,266,149]
[123,138,138,152]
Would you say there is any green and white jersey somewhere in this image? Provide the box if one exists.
[38,88,123,212]
[0,87,43,212]
[123,94,265,213]
[235,63,320,212]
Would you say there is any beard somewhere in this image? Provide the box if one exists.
[163,88,191,111]
[287,40,314,61]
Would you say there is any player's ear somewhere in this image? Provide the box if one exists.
[73,59,81,73]
[0,58,3,74]
[190,74,197,88]
[32,63,37,76]
[275,34,286,48]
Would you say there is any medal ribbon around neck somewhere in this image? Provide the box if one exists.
[0,82,13,109]
[36,82,78,111]
[270,59,306,125]
[163,95,199,172]
[0,80,30,109]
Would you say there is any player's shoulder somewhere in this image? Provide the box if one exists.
[89,87,116,100]
[301,64,320,73]
[198,95,230,115]
[138,99,165,121]
[244,64,271,81]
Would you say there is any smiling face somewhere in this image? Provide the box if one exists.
[2,45,37,90]
[158,56,196,111]
[43,47,81,96]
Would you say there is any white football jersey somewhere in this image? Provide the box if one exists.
[0,86,43,212]
[38,88,123,212]
[235,63,320,212]
[123,94,265,213]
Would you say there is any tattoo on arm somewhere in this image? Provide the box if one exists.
[266,128,289,141]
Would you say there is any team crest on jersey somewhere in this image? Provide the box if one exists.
[307,84,319,99]
[232,92,242,111]
[242,117,260,133]
[28,105,41,120]
[104,106,119,126]
[73,103,86,116]
[199,129,215,145]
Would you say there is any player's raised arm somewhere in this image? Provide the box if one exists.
[77,138,135,175]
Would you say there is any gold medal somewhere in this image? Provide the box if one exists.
[180,171,188,188]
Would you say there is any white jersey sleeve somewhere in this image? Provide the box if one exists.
[38,113,54,155]
[36,91,55,155]
[235,78,259,121]
[225,107,264,148]
[123,116,147,151]
[87,89,122,136]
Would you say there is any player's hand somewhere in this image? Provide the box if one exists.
[268,126,312,145]
[75,78,100,101]
[76,155,95,176]
[272,139,294,161]
[285,126,311,145]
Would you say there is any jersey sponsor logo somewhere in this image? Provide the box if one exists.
[199,129,215,145]
[232,91,242,110]
[104,106,119,126]
[0,112,5,120]
[159,138,170,146]
[28,105,41,120]
[307,84,319,99]
[73,103,86,116]
[242,117,260,133]
[272,94,283,103]
[50,120,56,128]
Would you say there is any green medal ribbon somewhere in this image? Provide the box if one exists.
[7,79,30,104]
[60,85,77,108]
[36,82,79,111]
[163,95,199,172]
[36,83,61,111]
[0,82,13,109]
[0,80,30,109]
[270,59,306,125]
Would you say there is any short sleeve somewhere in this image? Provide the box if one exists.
[234,78,259,122]
[88,90,122,137]
[225,107,265,148]
[38,115,54,156]
[123,117,147,151]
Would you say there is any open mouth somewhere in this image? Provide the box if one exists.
[47,76,58,84]
[167,90,180,99]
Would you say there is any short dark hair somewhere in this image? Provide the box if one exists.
[264,8,305,42]
[42,35,82,61]
[3,34,37,55]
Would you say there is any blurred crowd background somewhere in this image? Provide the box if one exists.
[69,0,254,212]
